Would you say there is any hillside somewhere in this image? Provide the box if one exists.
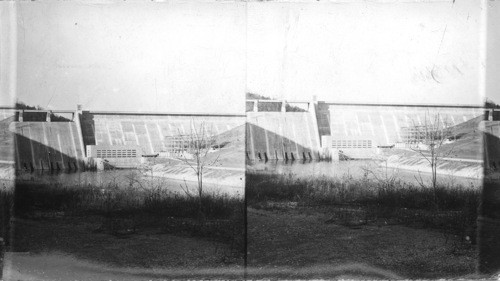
[15,102,70,122]
[246,93,306,112]
[380,114,484,161]
[437,115,484,160]
[210,124,245,168]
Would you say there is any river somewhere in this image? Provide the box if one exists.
[247,159,482,188]
[9,159,482,194]
[15,169,244,197]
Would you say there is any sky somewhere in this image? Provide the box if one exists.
[246,0,484,105]
[8,1,247,113]
[485,0,500,104]
[0,0,495,111]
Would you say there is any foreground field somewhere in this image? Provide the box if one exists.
[3,251,244,280]
[4,180,245,279]
[5,216,244,280]
[246,172,481,279]
[247,205,477,279]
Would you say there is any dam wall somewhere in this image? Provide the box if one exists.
[321,104,484,146]
[8,109,244,171]
[245,100,485,161]
[12,121,85,171]
[318,103,484,159]
[80,112,245,157]
[246,110,321,161]
[7,102,486,169]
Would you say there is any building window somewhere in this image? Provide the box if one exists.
[332,140,372,149]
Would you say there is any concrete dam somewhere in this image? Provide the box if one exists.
[246,100,485,161]
[246,100,321,161]
[13,121,85,171]
[2,101,486,170]
[3,108,245,171]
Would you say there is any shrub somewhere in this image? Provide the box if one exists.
[246,172,481,236]
[15,181,243,220]
[0,181,14,247]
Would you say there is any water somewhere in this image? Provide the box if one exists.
[15,169,244,197]
[247,159,482,188]
[12,159,482,193]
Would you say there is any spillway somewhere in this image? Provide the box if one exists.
[246,111,320,161]
[13,122,85,171]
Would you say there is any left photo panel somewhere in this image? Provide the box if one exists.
[0,2,246,279]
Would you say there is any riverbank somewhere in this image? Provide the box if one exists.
[247,157,482,187]
[148,163,244,190]
[384,154,482,179]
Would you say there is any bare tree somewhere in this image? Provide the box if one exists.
[176,120,220,216]
[360,157,399,189]
[406,112,456,209]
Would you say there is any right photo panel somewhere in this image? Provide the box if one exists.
[479,0,500,276]
[245,1,488,279]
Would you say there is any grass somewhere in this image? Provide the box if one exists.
[0,180,14,247]
[15,182,242,219]
[247,172,480,237]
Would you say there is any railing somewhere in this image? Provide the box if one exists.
[13,109,77,122]
[246,99,312,112]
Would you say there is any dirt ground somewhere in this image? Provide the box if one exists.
[247,206,479,280]
[4,216,244,280]
[2,204,481,280]
[3,252,244,281]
